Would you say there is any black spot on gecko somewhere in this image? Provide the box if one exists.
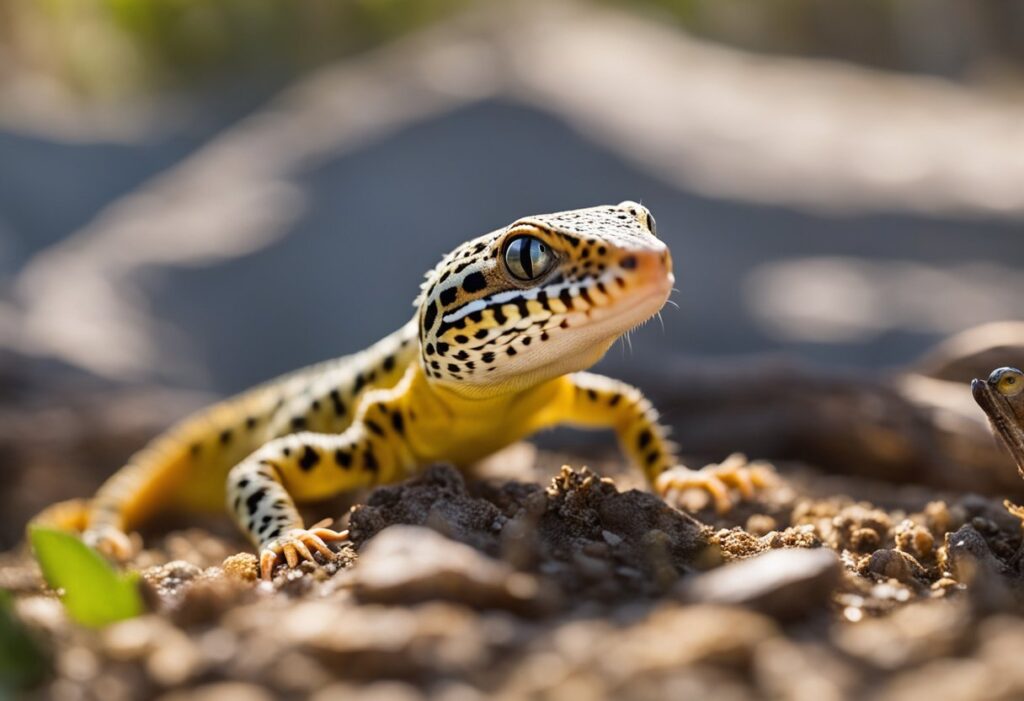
[621,256,637,269]
[440,287,458,306]
[291,416,307,431]
[587,389,598,401]
[365,420,385,437]
[220,429,233,445]
[638,429,652,450]
[391,412,405,435]
[383,355,396,372]
[335,449,352,468]
[330,389,346,416]
[364,451,379,472]
[462,271,486,293]
[299,446,320,471]
[423,301,438,330]
[246,488,267,514]
[245,416,258,430]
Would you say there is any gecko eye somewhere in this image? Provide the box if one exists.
[504,236,555,281]
[993,367,1024,397]
[646,212,657,237]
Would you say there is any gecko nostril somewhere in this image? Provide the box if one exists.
[621,256,637,270]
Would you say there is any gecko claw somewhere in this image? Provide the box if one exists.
[258,524,350,581]
[656,453,777,514]
[260,550,278,581]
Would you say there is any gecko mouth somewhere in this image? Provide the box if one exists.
[973,378,1024,473]
[581,272,674,338]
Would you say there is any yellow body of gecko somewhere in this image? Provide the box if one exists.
[34,202,771,580]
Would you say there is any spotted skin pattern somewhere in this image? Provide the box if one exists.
[34,201,772,581]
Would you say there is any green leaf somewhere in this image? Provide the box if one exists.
[0,590,51,692]
[28,527,144,628]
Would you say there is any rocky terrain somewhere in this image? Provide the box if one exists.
[5,366,1024,701]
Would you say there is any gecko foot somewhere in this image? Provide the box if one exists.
[82,526,135,562]
[259,519,350,581]
[655,453,777,514]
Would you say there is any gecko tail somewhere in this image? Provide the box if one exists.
[28,498,91,534]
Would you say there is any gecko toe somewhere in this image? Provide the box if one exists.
[657,455,776,514]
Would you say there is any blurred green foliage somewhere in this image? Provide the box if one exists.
[611,0,1024,79]
[4,0,1023,103]
[29,527,143,628]
[0,591,51,693]
[0,0,469,99]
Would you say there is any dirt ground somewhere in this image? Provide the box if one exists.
[5,364,1024,701]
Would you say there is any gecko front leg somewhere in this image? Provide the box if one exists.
[226,391,415,580]
[549,372,775,512]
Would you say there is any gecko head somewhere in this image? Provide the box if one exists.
[973,366,1024,473]
[416,201,674,398]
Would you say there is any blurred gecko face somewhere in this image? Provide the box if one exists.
[973,366,1024,470]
